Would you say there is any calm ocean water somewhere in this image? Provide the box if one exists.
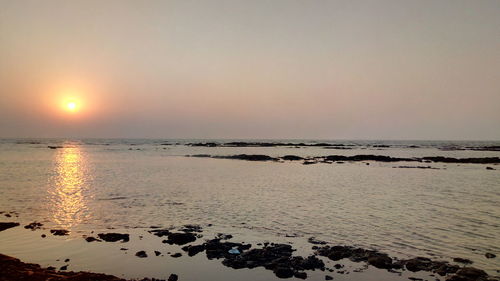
[0,139,499,280]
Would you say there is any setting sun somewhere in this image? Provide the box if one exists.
[67,101,76,111]
[63,99,79,113]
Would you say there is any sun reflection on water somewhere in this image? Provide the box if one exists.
[48,145,92,229]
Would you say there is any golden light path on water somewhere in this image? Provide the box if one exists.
[48,144,92,229]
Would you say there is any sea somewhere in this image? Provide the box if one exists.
[0,139,499,280]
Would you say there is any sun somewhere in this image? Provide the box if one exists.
[64,99,79,112]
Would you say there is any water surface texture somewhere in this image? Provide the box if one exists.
[0,139,499,278]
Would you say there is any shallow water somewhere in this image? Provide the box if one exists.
[0,139,499,279]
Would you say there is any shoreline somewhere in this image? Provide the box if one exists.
[1,221,498,281]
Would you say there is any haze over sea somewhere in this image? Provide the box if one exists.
[0,138,498,280]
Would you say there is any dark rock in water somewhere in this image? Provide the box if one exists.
[120,248,128,251]
[168,274,178,281]
[98,233,129,242]
[303,160,317,165]
[41,234,46,238]
[294,271,307,279]
[273,266,294,278]
[325,275,333,280]
[422,156,500,164]
[24,222,43,230]
[163,232,197,245]
[171,253,182,258]
[85,236,101,242]
[405,257,433,272]
[60,265,68,270]
[182,244,206,256]
[325,155,416,163]
[485,252,496,259]
[155,251,161,256]
[47,266,56,271]
[48,146,63,149]
[135,251,147,258]
[315,245,353,261]
[214,154,278,161]
[308,237,327,245]
[149,228,171,237]
[367,254,392,269]
[0,222,19,231]
[453,257,473,264]
[486,167,495,170]
[64,259,70,262]
[282,155,304,161]
[447,267,487,281]
[50,229,69,236]
[434,263,459,276]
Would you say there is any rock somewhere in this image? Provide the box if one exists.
[48,146,63,149]
[485,252,496,259]
[294,271,307,279]
[486,167,495,170]
[273,266,294,278]
[85,236,101,242]
[447,267,488,281]
[168,274,178,281]
[135,251,147,258]
[367,254,392,269]
[98,233,129,242]
[24,222,43,230]
[155,251,161,256]
[325,275,333,280]
[214,154,278,161]
[41,234,46,238]
[282,155,304,161]
[435,263,459,276]
[50,229,69,236]
[303,160,317,165]
[163,232,197,245]
[149,228,171,237]
[182,244,206,256]
[0,253,126,281]
[453,257,473,264]
[170,253,182,258]
[405,257,433,272]
[0,222,19,231]
[64,258,70,262]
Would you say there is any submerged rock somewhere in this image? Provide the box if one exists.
[485,253,496,259]
[98,233,129,242]
[168,274,178,281]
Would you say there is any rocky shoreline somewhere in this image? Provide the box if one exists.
[187,154,500,165]
[1,221,498,281]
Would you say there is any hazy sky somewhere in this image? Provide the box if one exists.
[1,0,499,139]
